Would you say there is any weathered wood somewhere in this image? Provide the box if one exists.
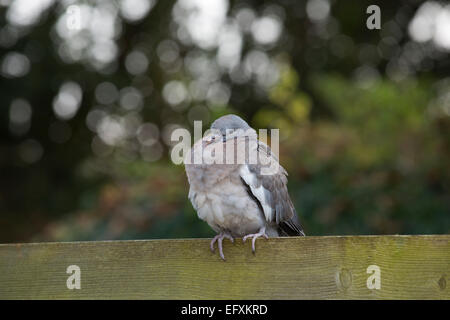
[0,235,449,299]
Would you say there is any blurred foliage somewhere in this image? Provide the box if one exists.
[0,0,449,243]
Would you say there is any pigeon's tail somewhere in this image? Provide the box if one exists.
[278,211,305,237]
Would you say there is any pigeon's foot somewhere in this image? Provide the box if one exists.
[242,227,269,253]
[210,232,234,260]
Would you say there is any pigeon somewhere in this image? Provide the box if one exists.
[184,114,305,260]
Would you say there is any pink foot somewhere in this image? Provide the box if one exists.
[243,227,268,253]
[210,233,234,260]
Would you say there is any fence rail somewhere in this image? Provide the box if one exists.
[0,235,449,299]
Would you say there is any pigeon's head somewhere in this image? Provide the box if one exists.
[209,114,256,142]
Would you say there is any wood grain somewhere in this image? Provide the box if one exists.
[0,235,449,299]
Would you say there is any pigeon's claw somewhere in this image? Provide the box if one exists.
[242,227,268,253]
[210,233,234,260]
[210,234,221,252]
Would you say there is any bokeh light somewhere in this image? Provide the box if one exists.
[0,0,449,243]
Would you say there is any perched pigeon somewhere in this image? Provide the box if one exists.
[184,114,305,260]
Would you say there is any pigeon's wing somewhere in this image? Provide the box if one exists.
[239,141,305,236]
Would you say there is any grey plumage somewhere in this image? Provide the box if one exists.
[211,114,251,135]
[184,114,305,259]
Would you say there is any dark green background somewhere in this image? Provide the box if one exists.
[0,0,448,243]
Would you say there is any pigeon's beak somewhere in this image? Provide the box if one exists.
[202,140,212,148]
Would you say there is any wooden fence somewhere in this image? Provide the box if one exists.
[0,235,449,299]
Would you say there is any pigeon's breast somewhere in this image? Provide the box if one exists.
[186,164,265,237]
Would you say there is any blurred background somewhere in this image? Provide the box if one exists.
[0,0,449,243]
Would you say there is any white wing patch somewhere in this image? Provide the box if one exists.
[239,165,274,222]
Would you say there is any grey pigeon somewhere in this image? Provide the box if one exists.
[184,114,305,260]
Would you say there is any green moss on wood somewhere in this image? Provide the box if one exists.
[0,235,449,299]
